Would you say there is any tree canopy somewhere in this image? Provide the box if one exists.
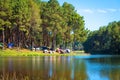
[0,0,87,50]
[0,0,119,55]
[83,21,120,54]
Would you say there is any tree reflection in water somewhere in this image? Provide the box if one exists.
[86,56,120,80]
[0,56,88,80]
[1,56,120,80]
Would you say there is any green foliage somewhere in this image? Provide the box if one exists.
[40,0,87,49]
[0,0,12,29]
[83,21,120,54]
[0,0,87,50]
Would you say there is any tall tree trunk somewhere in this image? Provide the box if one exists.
[2,27,5,50]
[17,25,20,50]
[43,31,47,46]
[73,34,76,50]
[52,32,56,50]
[31,38,33,51]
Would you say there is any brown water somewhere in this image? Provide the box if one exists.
[0,55,120,80]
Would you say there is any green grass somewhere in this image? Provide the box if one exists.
[0,49,89,56]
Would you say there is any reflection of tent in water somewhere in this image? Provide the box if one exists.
[8,42,14,48]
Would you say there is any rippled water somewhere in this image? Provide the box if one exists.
[0,55,120,80]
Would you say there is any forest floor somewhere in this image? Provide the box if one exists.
[0,49,89,56]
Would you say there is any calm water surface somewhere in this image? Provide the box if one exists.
[0,55,120,80]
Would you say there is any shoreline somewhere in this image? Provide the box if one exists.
[0,49,90,57]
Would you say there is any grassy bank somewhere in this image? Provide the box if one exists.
[0,49,89,56]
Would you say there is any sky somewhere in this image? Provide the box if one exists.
[42,0,120,31]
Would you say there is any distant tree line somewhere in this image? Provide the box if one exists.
[83,21,120,54]
[0,0,88,50]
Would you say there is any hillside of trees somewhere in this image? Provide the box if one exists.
[0,0,88,50]
[83,21,120,54]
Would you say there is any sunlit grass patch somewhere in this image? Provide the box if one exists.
[0,49,89,56]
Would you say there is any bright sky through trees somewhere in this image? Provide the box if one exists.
[42,0,120,31]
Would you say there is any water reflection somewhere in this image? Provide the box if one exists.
[0,55,120,80]
[85,55,120,80]
[0,56,88,80]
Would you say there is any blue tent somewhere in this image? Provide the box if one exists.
[8,42,14,48]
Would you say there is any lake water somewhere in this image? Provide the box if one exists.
[0,55,120,80]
